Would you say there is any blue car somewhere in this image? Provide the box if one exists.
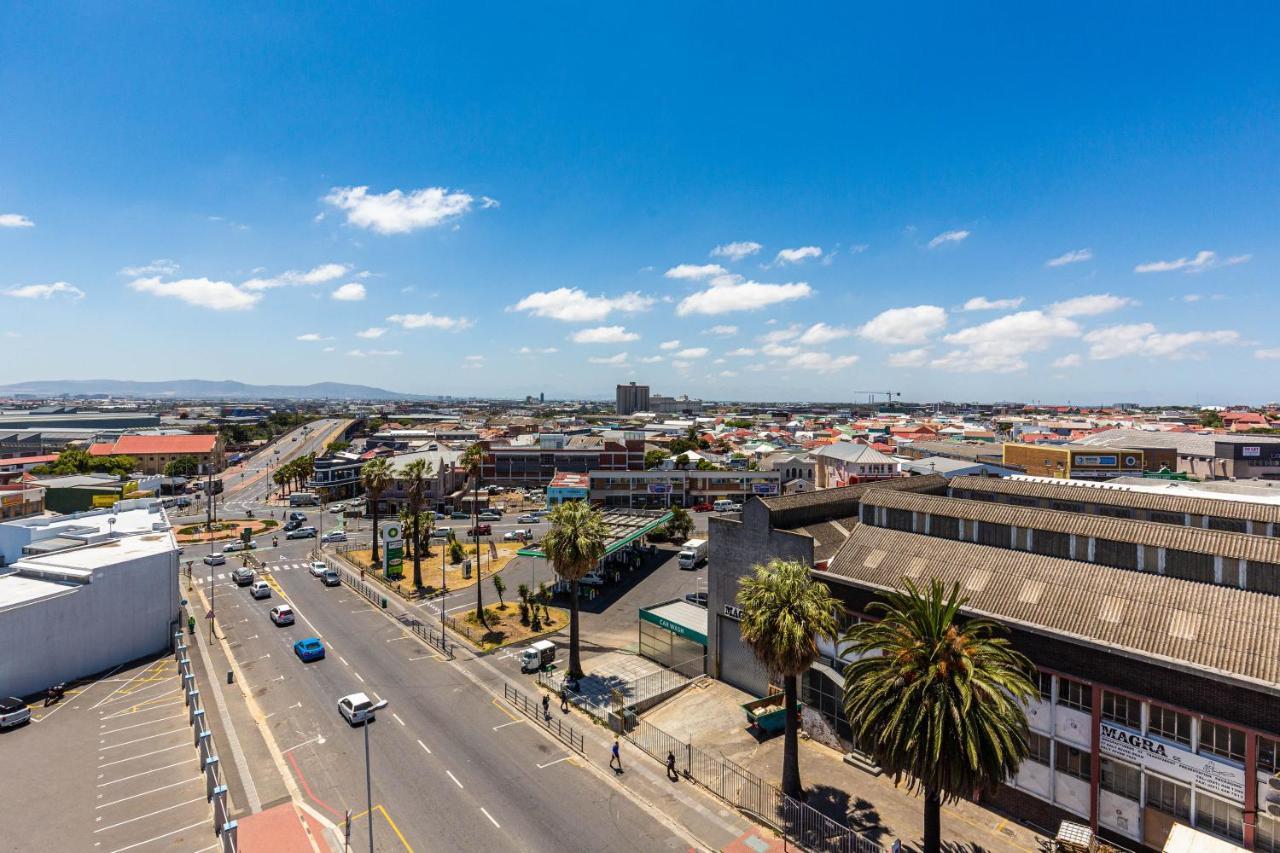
[293,637,325,663]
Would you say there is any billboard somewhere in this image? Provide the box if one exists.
[752,482,778,495]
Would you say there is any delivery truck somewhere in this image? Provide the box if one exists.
[678,538,708,570]
[520,640,556,672]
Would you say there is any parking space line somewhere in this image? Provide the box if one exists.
[99,727,188,750]
[106,819,210,853]
[480,807,501,828]
[100,698,183,722]
[98,759,193,787]
[97,742,188,769]
[93,796,207,833]
[391,712,405,726]
[491,697,520,722]
[353,671,365,683]
[445,770,463,789]
[537,755,572,769]
[492,719,524,730]
[99,712,187,737]
[91,661,167,710]
[417,739,431,754]
[96,776,201,809]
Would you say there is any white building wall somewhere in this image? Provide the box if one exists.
[1098,790,1142,841]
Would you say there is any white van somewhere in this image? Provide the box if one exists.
[713,499,736,513]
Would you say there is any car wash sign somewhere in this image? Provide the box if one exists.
[382,522,404,579]
[1099,722,1244,801]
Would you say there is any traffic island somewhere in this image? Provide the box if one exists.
[455,603,568,652]
[176,518,278,545]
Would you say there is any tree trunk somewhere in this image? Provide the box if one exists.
[568,579,583,679]
[371,498,381,566]
[923,786,941,853]
[781,673,802,799]
[411,513,422,589]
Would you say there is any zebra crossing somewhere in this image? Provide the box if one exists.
[192,560,319,584]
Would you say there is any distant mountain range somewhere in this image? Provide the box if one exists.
[0,379,421,400]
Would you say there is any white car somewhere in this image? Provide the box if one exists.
[321,530,347,543]
[309,561,328,577]
[517,513,537,523]
[503,529,533,542]
[250,580,271,600]
[269,605,294,626]
[204,553,227,566]
[0,697,31,728]
[328,504,344,513]
[223,539,257,552]
[338,692,380,725]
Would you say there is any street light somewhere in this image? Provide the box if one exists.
[363,698,389,853]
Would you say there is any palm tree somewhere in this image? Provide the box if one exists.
[460,443,487,626]
[841,579,1037,853]
[360,457,392,567]
[272,467,288,498]
[736,559,839,799]
[402,457,433,589]
[541,500,608,679]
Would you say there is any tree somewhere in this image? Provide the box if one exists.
[841,579,1038,853]
[541,500,608,679]
[736,559,839,798]
[360,457,392,567]
[326,439,351,453]
[96,455,138,478]
[644,449,669,470]
[492,574,507,609]
[402,457,433,589]
[1199,409,1225,429]
[674,453,690,469]
[164,455,200,478]
[517,583,531,625]
[664,505,693,541]
[695,458,716,471]
[461,443,487,626]
[272,467,288,497]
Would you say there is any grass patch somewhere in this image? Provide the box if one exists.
[461,604,568,652]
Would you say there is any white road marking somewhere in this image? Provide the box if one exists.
[391,712,405,726]
[97,759,192,787]
[353,671,365,683]
[445,770,463,788]
[339,656,349,666]
[106,819,210,853]
[280,735,325,753]
[536,756,572,769]
[98,713,186,737]
[492,719,524,730]
[480,807,501,828]
[99,727,188,750]
[97,743,188,769]
[96,776,200,809]
[385,635,411,643]
[93,796,206,833]
[417,739,431,754]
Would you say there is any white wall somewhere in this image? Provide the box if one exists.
[1054,772,1092,817]
[1055,705,1093,749]
[1098,790,1142,841]
[1012,759,1053,801]
[1024,697,1053,735]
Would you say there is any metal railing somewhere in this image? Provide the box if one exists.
[173,632,238,852]
[322,558,455,659]
[626,717,882,853]
[502,683,586,753]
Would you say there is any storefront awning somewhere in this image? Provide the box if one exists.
[639,599,708,646]
[517,508,673,559]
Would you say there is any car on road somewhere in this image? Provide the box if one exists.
[517,513,537,523]
[320,530,347,543]
[250,580,272,599]
[309,561,328,577]
[270,605,295,626]
[231,567,255,586]
[466,523,491,537]
[294,637,325,662]
[322,570,341,587]
[284,520,301,532]
[328,504,344,513]
[286,526,318,540]
[684,591,708,608]
[432,511,447,520]
[204,553,227,566]
[430,527,452,541]
[288,512,308,523]
[503,529,533,542]
[691,502,714,512]
[337,692,378,725]
[450,511,469,520]
[0,697,31,728]
[223,539,257,552]
[478,511,502,521]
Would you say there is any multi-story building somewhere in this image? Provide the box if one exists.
[589,468,782,509]
[615,382,650,416]
[481,435,646,487]
[371,447,468,515]
[307,452,367,501]
[812,442,900,488]
[87,434,225,475]
[1002,443,1146,480]
[1076,431,1280,480]
[0,486,44,521]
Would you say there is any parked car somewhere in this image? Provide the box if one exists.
[203,553,226,566]
[432,511,447,520]
[685,591,708,608]
[250,580,272,600]
[269,605,294,626]
[478,511,502,521]
[320,530,347,543]
[322,570,341,587]
[503,529,533,542]
[223,539,256,552]
[466,523,492,537]
[231,567,255,586]
[294,638,325,662]
[288,512,308,523]
[309,561,328,577]
[450,511,469,520]
[337,692,379,725]
[691,502,714,512]
[0,697,31,728]
[328,504,344,513]
[580,569,606,586]
[284,520,302,532]
[517,513,537,523]
[286,527,318,540]
[430,527,452,541]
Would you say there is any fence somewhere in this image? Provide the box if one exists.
[172,631,239,853]
[502,683,586,753]
[322,556,455,659]
[627,718,882,853]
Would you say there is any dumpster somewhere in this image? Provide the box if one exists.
[742,693,801,735]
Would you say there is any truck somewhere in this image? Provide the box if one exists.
[520,640,556,672]
[289,492,320,507]
[677,538,708,570]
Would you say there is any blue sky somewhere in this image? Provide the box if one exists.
[1,4,1277,403]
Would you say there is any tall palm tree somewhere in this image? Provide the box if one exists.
[841,579,1037,853]
[360,457,392,566]
[402,457,433,589]
[736,559,839,799]
[460,443,487,626]
[541,500,608,679]
[272,467,288,497]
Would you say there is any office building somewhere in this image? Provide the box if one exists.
[616,382,650,416]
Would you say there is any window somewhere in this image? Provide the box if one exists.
[1149,511,1184,526]
[1054,744,1090,780]
[1101,690,1142,729]
[1057,677,1091,713]
[1148,704,1192,747]
[1195,793,1244,842]
[1258,815,1280,853]
[1034,670,1053,702]
[1027,732,1051,765]
[1145,775,1191,819]
[1199,720,1245,763]
[1099,757,1141,801]
[1260,736,1280,774]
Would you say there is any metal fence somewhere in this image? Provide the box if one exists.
[172,631,238,852]
[502,683,586,753]
[322,557,455,659]
[627,718,882,853]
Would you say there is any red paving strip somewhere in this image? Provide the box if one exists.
[721,829,786,853]
[236,802,320,852]
[285,750,342,819]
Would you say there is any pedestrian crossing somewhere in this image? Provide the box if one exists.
[191,561,321,584]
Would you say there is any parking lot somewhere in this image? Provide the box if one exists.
[0,655,217,853]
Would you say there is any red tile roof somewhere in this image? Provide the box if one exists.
[0,454,58,467]
[89,434,219,456]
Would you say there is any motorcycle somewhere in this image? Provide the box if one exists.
[44,683,66,707]
[272,536,279,548]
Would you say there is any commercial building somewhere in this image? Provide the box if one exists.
[546,471,590,505]
[0,486,44,521]
[0,409,161,432]
[87,433,225,475]
[481,435,646,487]
[1077,431,1280,480]
[1003,443,1146,480]
[812,442,901,488]
[648,394,703,415]
[372,447,467,514]
[615,382,650,416]
[589,468,782,509]
[307,452,367,501]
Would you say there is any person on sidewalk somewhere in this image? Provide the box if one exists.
[542,693,550,720]
[559,685,569,713]
[666,751,678,781]
[609,738,623,773]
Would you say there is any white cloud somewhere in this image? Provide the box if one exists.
[927,230,970,249]
[0,213,34,228]
[322,346,335,352]
[664,263,727,281]
[461,355,485,369]
[4,281,85,301]
[787,352,859,373]
[858,305,947,345]
[3,331,21,338]
[242,263,350,291]
[128,277,259,310]
[119,259,179,277]
[1084,324,1241,360]
[659,340,681,350]
[962,296,1024,312]
[511,287,654,322]
[347,348,402,358]
[762,342,801,357]
[1048,293,1137,318]
[571,325,639,344]
[588,352,629,366]
[774,246,822,265]
[796,322,853,346]
[706,325,738,336]
[386,312,473,331]
[888,348,930,368]
[726,347,757,357]
[1182,294,1203,303]
[323,185,486,234]
[1052,354,1083,369]
[760,325,801,344]
[671,360,692,372]
[1133,251,1250,274]
[639,355,664,363]
[676,274,811,316]
[295,333,332,342]
[1046,248,1093,267]
[331,282,366,301]
[675,347,709,359]
[356,327,387,339]
[516,346,558,355]
[932,310,1080,373]
[710,241,762,262]
[719,370,739,378]
[1255,349,1280,361]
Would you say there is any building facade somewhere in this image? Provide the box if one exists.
[87,434,226,475]
[812,442,901,488]
[1003,443,1146,480]
[589,468,782,509]
[615,382,650,416]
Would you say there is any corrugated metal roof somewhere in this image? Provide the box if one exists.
[860,488,1280,562]
[823,525,1280,691]
[758,473,945,513]
[949,475,1280,524]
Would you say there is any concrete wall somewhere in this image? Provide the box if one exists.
[0,548,179,697]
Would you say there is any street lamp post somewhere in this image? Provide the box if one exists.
[363,699,388,853]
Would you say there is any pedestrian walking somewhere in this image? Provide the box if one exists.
[666,751,678,781]
[559,685,569,713]
[891,839,902,853]
[609,738,623,773]
[541,693,550,720]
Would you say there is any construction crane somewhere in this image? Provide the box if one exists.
[853,390,901,405]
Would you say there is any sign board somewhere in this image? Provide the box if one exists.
[382,523,404,578]
[752,483,778,494]
[1098,721,1245,801]
[92,494,120,508]
[1074,455,1117,467]
[639,608,708,645]
[1,494,21,507]
[647,483,671,494]
[240,527,252,544]
[1243,446,1261,458]
[722,603,744,621]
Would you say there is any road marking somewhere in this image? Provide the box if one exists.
[280,734,325,753]
[491,697,520,722]
[408,655,435,661]
[537,755,572,769]
[97,742,187,769]
[417,739,431,754]
[98,712,186,736]
[353,671,365,683]
[445,770,463,789]
[93,796,206,833]
[96,776,199,809]
[480,807,501,828]
[492,719,524,730]
[98,759,192,788]
[339,656,349,666]
[386,635,411,643]
[392,712,405,727]
[107,819,210,853]
[99,727,188,750]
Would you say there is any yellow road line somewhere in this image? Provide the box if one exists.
[346,805,414,852]
[491,697,520,722]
